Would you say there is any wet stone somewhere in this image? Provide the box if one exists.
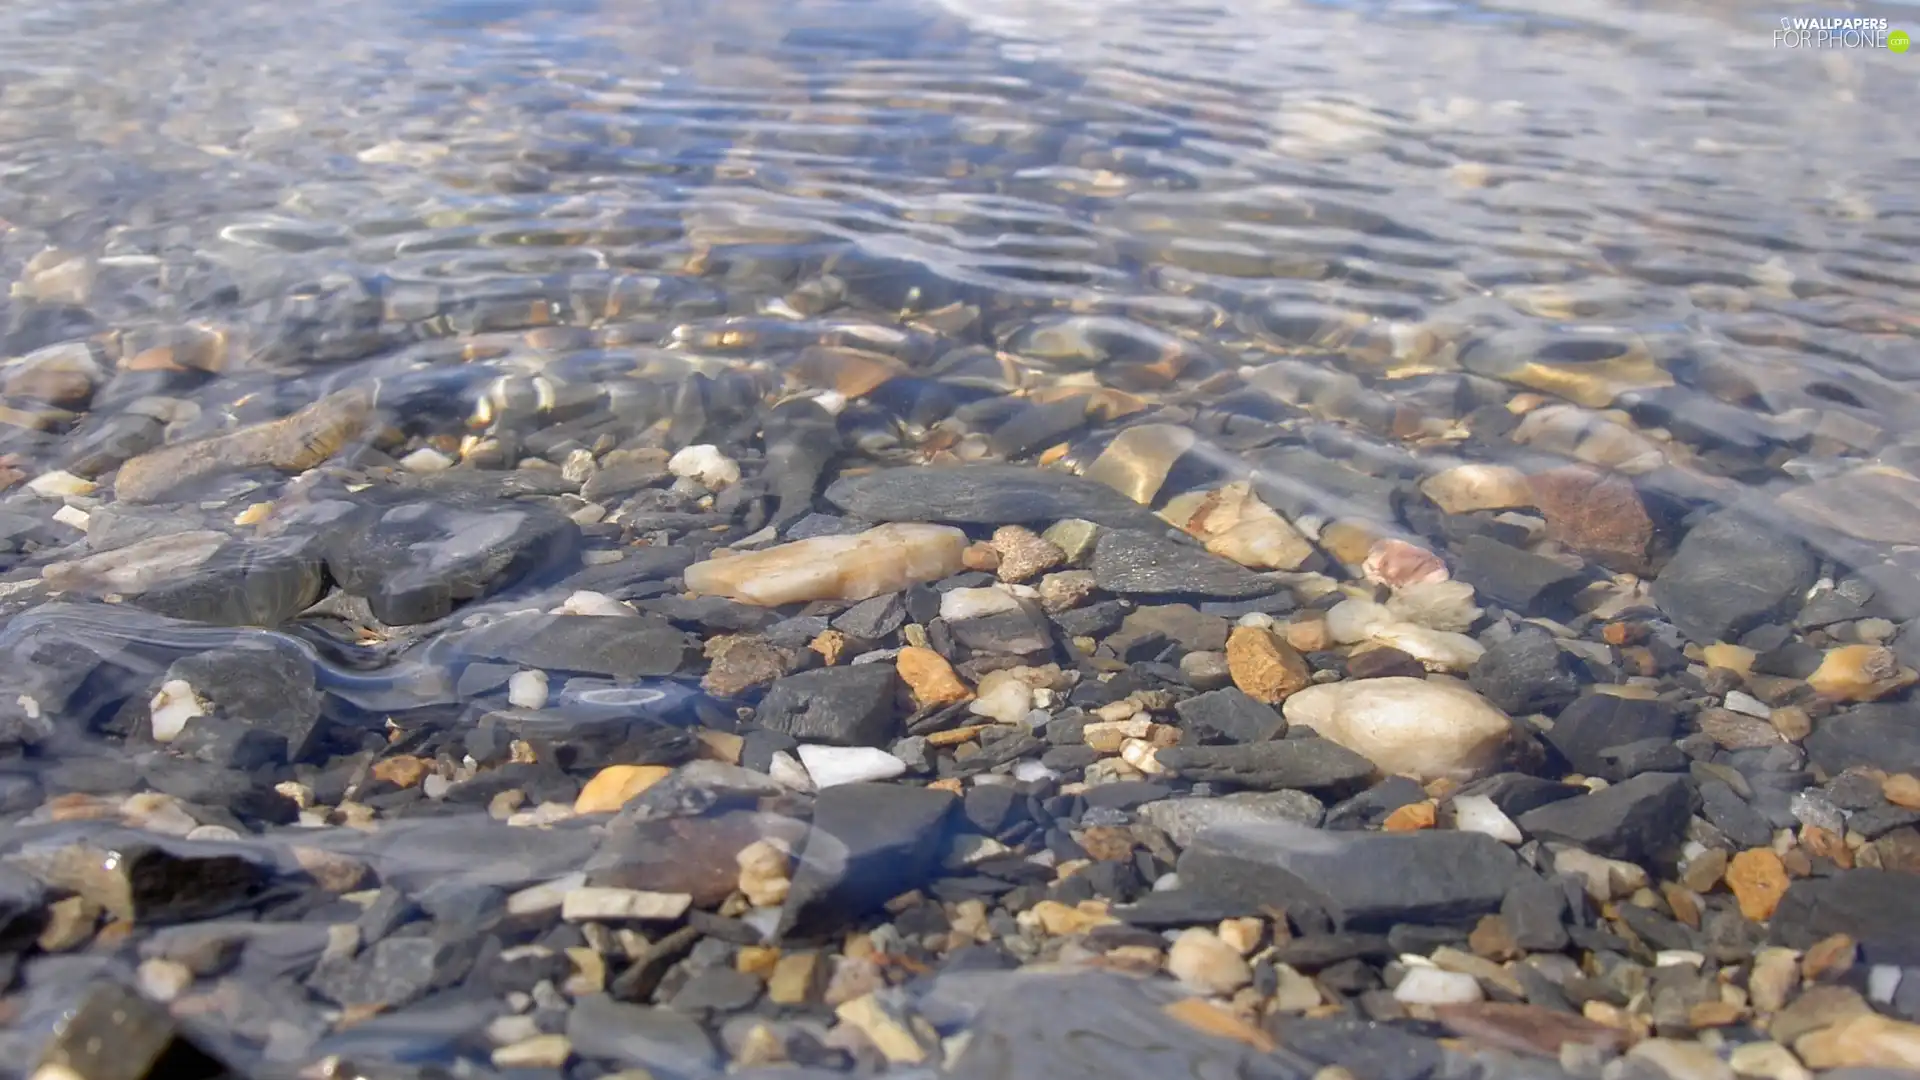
[1543,694,1680,778]
[1806,704,1920,775]
[32,980,226,1080]
[779,781,957,937]
[1090,529,1280,598]
[163,638,324,764]
[753,663,901,747]
[1137,791,1325,848]
[1154,738,1376,796]
[1452,535,1588,616]
[306,934,478,1010]
[1651,510,1818,646]
[321,495,583,625]
[1470,626,1582,715]
[1514,772,1698,863]
[1177,820,1523,931]
[29,839,276,926]
[567,993,720,1075]
[1173,687,1287,744]
[825,464,1163,529]
[438,612,694,679]
[1770,870,1920,965]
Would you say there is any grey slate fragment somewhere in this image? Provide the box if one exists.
[1650,509,1817,645]
[1452,535,1587,615]
[1543,694,1680,778]
[438,612,693,679]
[1514,772,1697,863]
[753,664,900,747]
[779,781,956,937]
[1806,704,1920,776]
[1090,529,1279,599]
[1769,870,1920,966]
[825,464,1163,529]
[1469,626,1581,715]
[568,993,720,1077]
[1176,821,1524,931]
[1174,687,1286,743]
[1155,738,1375,796]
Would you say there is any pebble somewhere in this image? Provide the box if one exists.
[507,669,549,709]
[561,888,693,922]
[1450,794,1523,844]
[492,1034,574,1069]
[1224,624,1312,704]
[796,744,909,787]
[667,444,741,489]
[684,523,969,605]
[135,957,193,1003]
[897,646,973,707]
[1167,928,1254,995]
[1282,676,1512,782]
[969,671,1035,725]
[1420,463,1534,515]
[1393,967,1484,1005]
[574,765,673,814]
[1160,481,1316,571]
[147,679,206,743]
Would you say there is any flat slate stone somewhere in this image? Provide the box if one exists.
[1091,529,1279,599]
[753,664,902,747]
[437,613,694,680]
[1174,687,1287,743]
[1176,821,1524,931]
[1770,870,1920,965]
[824,465,1162,529]
[1514,772,1697,863]
[1543,694,1680,778]
[1806,704,1920,776]
[1154,739,1375,796]
[1453,535,1587,616]
[779,781,957,937]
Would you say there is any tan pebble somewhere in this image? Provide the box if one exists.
[492,1034,573,1070]
[925,724,987,748]
[1662,884,1703,930]
[695,729,745,764]
[291,847,371,892]
[960,541,1001,573]
[1882,772,1920,810]
[1318,520,1379,567]
[1467,915,1521,962]
[1161,997,1277,1052]
[1808,644,1917,702]
[1167,928,1253,995]
[1747,947,1802,1013]
[1771,705,1812,742]
[573,764,673,815]
[735,839,792,908]
[926,778,964,795]
[1795,1012,1920,1070]
[1800,825,1852,868]
[834,994,927,1064]
[371,755,431,789]
[990,525,1065,583]
[768,951,824,1005]
[1727,849,1790,922]
[1217,917,1265,956]
[1728,1041,1812,1080]
[1688,1000,1746,1028]
[1023,899,1117,936]
[1225,624,1311,704]
[1383,801,1437,832]
[1681,848,1729,893]
[896,646,972,708]
[1702,643,1757,675]
[1076,825,1137,862]
[810,629,849,665]
[1801,933,1856,981]
[1285,612,1332,653]
[737,946,782,978]
[683,523,970,606]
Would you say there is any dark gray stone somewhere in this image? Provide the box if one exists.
[439,612,694,679]
[946,604,1053,656]
[1542,694,1680,778]
[307,935,477,1010]
[130,536,325,628]
[1323,776,1427,831]
[1698,780,1774,849]
[1514,772,1697,863]
[1090,529,1278,599]
[1502,873,1572,952]
[1806,704,1920,776]
[1154,738,1375,796]
[1469,626,1582,715]
[1456,773,1588,819]
[31,981,224,1080]
[1651,510,1817,645]
[668,967,762,1013]
[1176,821,1524,931]
[1452,535,1587,616]
[832,592,907,640]
[779,782,956,937]
[825,465,1163,529]
[1272,1014,1446,1080]
[1138,791,1324,848]
[1174,687,1286,744]
[166,637,325,764]
[753,664,900,747]
[323,496,583,625]
[568,994,719,1078]
[1597,738,1690,779]
[1770,870,1920,966]
[0,864,46,953]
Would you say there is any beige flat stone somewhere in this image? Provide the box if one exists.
[683,523,968,606]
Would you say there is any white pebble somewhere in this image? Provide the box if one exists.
[1871,964,1904,1004]
[1723,690,1772,719]
[1392,967,1484,1005]
[1236,612,1275,630]
[185,824,241,843]
[941,585,1024,621]
[507,670,549,710]
[558,590,634,617]
[136,958,194,1003]
[1011,761,1057,784]
[969,676,1034,726]
[796,744,908,788]
[667,444,740,490]
[399,447,455,473]
[1450,794,1523,844]
[813,390,848,416]
[148,679,206,743]
[769,751,815,793]
[26,470,96,498]
[51,505,89,531]
[561,887,692,922]
[1655,950,1705,968]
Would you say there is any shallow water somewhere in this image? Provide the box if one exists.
[0,0,1918,1074]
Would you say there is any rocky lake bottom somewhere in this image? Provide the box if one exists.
[0,0,1918,1078]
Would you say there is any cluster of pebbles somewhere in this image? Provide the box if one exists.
[1,270,1919,1080]
[0,2,1917,1078]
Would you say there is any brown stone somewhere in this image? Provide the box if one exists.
[897,646,972,708]
[1383,802,1437,832]
[1801,934,1856,982]
[990,525,1065,584]
[1285,612,1332,653]
[1225,625,1311,704]
[768,951,824,1005]
[810,630,850,666]
[1432,1002,1631,1058]
[1698,708,1784,751]
[1075,826,1136,862]
[1346,646,1429,680]
[114,387,375,503]
[1661,884,1702,930]
[1162,997,1276,1052]
[574,765,673,815]
[1526,465,1653,572]
[1800,825,1852,869]
[1873,826,1920,872]
[1601,622,1647,647]
[701,636,799,698]
[1772,984,1872,1045]
[1884,773,1920,810]
[925,725,987,748]
[371,756,430,789]
[1727,849,1790,922]
[1468,915,1521,962]
[1687,1000,1746,1028]
[961,542,1001,573]
[1795,1012,1920,1070]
